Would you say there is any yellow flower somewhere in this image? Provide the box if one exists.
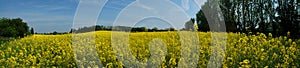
[260,56,265,60]
[264,66,268,68]
[0,31,299,67]
[273,53,278,59]
[243,59,250,64]
[287,31,290,36]
[268,33,272,37]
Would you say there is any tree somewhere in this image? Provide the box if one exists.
[152,27,158,31]
[30,27,34,34]
[217,0,298,38]
[144,27,148,32]
[185,20,195,31]
[276,0,298,37]
[167,27,175,31]
[53,31,58,35]
[0,17,30,38]
[0,26,18,37]
[198,0,225,32]
[196,10,209,32]
[190,18,195,23]
[219,0,237,32]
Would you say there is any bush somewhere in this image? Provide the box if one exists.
[0,17,30,38]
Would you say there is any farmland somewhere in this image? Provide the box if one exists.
[0,31,299,67]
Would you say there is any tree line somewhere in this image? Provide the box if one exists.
[195,0,299,38]
[71,25,176,33]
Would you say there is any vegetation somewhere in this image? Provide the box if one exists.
[0,37,13,44]
[195,0,299,38]
[0,0,298,67]
[30,28,34,35]
[71,25,176,33]
[0,18,31,38]
[0,31,299,67]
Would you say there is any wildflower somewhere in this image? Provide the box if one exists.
[243,59,250,64]
[287,31,290,36]
[268,33,272,37]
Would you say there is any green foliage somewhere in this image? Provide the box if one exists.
[196,10,209,32]
[0,26,18,37]
[0,17,30,38]
[53,31,58,35]
[30,28,34,34]
[217,0,299,37]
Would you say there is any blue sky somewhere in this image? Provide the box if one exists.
[0,0,205,33]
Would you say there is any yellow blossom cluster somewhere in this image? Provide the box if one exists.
[0,31,299,67]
